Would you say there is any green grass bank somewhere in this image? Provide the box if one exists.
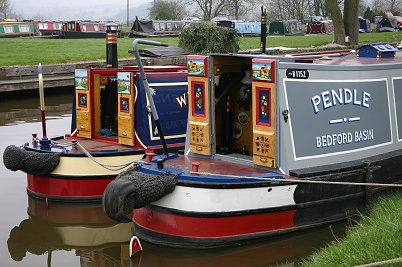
[0,31,401,66]
[301,194,402,267]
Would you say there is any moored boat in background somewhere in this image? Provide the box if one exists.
[0,20,40,38]
[34,21,64,37]
[61,20,122,38]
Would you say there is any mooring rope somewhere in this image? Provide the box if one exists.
[52,140,135,171]
[77,142,135,171]
[354,257,402,267]
[190,171,402,188]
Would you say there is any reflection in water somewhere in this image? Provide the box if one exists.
[0,93,73,126]
[7,197,348,267]
[8,197,133,266]
[131,222,347,267]
[6,197,350,267]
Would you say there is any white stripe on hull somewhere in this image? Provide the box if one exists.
[50,154,143,176]
[152,184,297,213]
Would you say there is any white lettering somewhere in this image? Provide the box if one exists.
[311,88,371,113]
[344,88,353,104]
[311,95,321,114]
[354,129,374,142]
[316,130,375,148]
[321,91,331,109]
[353,89,361,105]
[362,92,370,108]
[175,92,188,108]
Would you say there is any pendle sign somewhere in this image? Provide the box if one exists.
[284,78,392,159]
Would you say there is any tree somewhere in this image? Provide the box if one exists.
[363,6,376,22]
[326,0,360,46]
[0,0,12,19]
[147,0,187,20]
[186,0,231,21]
[267,0,309,22]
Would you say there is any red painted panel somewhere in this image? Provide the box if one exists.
[27,174,113,197]
[123,65,187,72]
[134,208,295,238]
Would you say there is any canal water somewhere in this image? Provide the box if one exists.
[0,91,348,267]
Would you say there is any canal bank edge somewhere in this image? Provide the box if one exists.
[0,55,188,93]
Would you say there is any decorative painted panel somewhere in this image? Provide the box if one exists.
[256,87,271,126]
[187,56,208,77]
[252,59,275,82]
[75,69,89,90]
[117,72,131,94]
[78,93,88,108]
[191,80,206,117]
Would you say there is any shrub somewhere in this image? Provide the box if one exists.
[178,23,240,54]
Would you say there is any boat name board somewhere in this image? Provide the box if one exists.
[284,78,392,160]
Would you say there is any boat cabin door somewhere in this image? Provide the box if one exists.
[116,72,135,146]
[187,56,211,156]
[74,69,92,139]
[251,59,277,168]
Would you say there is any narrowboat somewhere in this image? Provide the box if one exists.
[7,197,132,264]
[61,20,121,38]
[3,35,189,202]
[234,21,262,36]
[0,21,40,38]
[34,21,64,37]
[128,17,183,38]
[102,41,402,249]
[306,20,334,34]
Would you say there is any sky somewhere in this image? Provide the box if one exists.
[10,0,151,22]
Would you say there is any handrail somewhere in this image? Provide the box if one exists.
[132,39,170,161]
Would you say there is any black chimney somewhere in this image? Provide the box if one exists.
[106,23,119,68]
[260,5,267,54]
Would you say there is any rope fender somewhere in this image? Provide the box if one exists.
[102,163,178,223]
[3,145,61,176]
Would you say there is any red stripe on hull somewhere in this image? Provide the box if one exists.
[27,174,113,198]
[133,208,296,238]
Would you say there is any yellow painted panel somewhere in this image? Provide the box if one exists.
[189,121,210,155]
[118,116,134,146]
[253,155,276,168]
[93,74,101,136]
[117,72,135,146]
[253,131,276,158]
[76,110,91,138]
[252,81,277,168]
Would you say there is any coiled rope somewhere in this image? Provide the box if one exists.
[354,257,402,267]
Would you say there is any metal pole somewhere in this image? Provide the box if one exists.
[154,0,156,20]
[127,0,129,26]
[132,39,169,161]
[260,5,267,54]
[38,63,47,139]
